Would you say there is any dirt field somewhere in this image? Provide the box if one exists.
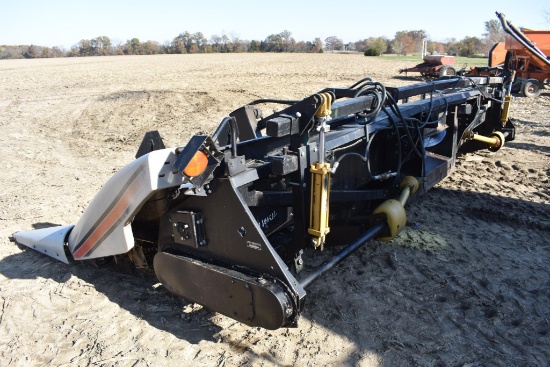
[0,54,549,367]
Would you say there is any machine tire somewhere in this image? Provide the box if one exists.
[521,79,541,98]
[439,65,456,77]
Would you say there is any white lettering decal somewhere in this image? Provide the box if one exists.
[260,210,278,228]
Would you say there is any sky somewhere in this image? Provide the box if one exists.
[1,0,549,49]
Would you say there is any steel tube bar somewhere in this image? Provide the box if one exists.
[299,222,385,288]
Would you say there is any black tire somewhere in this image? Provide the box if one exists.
[521,79,541,98]
[439,65,456,77]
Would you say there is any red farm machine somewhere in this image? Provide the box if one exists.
[485,12,550,97]
[399,55,457,78]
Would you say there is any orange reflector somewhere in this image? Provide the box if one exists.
[183,150,208,177]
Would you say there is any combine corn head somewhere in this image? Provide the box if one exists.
[15,75,515,329]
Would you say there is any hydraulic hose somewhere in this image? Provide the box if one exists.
[220,116,239,157]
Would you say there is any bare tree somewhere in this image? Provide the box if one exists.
[110,38,124,55]
[458,36,484,57]
[264,33,283,52]
[312,38,323,52]
[193,32,208,52]
[482,19,505,54]
[221,34,230,53]
[392,32,415,55]
[229,32,242,52]
[280,30,292,52]
[324,36,343,51]
[210,34,221,52]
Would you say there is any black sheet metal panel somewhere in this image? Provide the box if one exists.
[158,178,306,300]
[229,105,260,141]
[135,130,166,159]
[154,252,296,329]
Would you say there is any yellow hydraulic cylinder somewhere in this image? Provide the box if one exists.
[500,94,512,126]
[308,92,333,249]
[501,71,515,126]
[308,162,331,249]
[316,92,332,117]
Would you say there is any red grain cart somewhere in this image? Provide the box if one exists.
[492,12,550,97]
[399,55,456,78]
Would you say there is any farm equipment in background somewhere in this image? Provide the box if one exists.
[399,55,457,78]
[14,74,515,330]
[499,11,550,98]
[473,12,550,97]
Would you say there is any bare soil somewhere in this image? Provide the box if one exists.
[0,54,549,367]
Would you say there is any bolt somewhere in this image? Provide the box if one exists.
[180,237,184,240]
[295,112,302,118]
[183,224,189,228]
[199,240,207,246]
[297,258,303,265]
[173,223,177,227]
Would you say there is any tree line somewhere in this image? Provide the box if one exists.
[0,20,503,60]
